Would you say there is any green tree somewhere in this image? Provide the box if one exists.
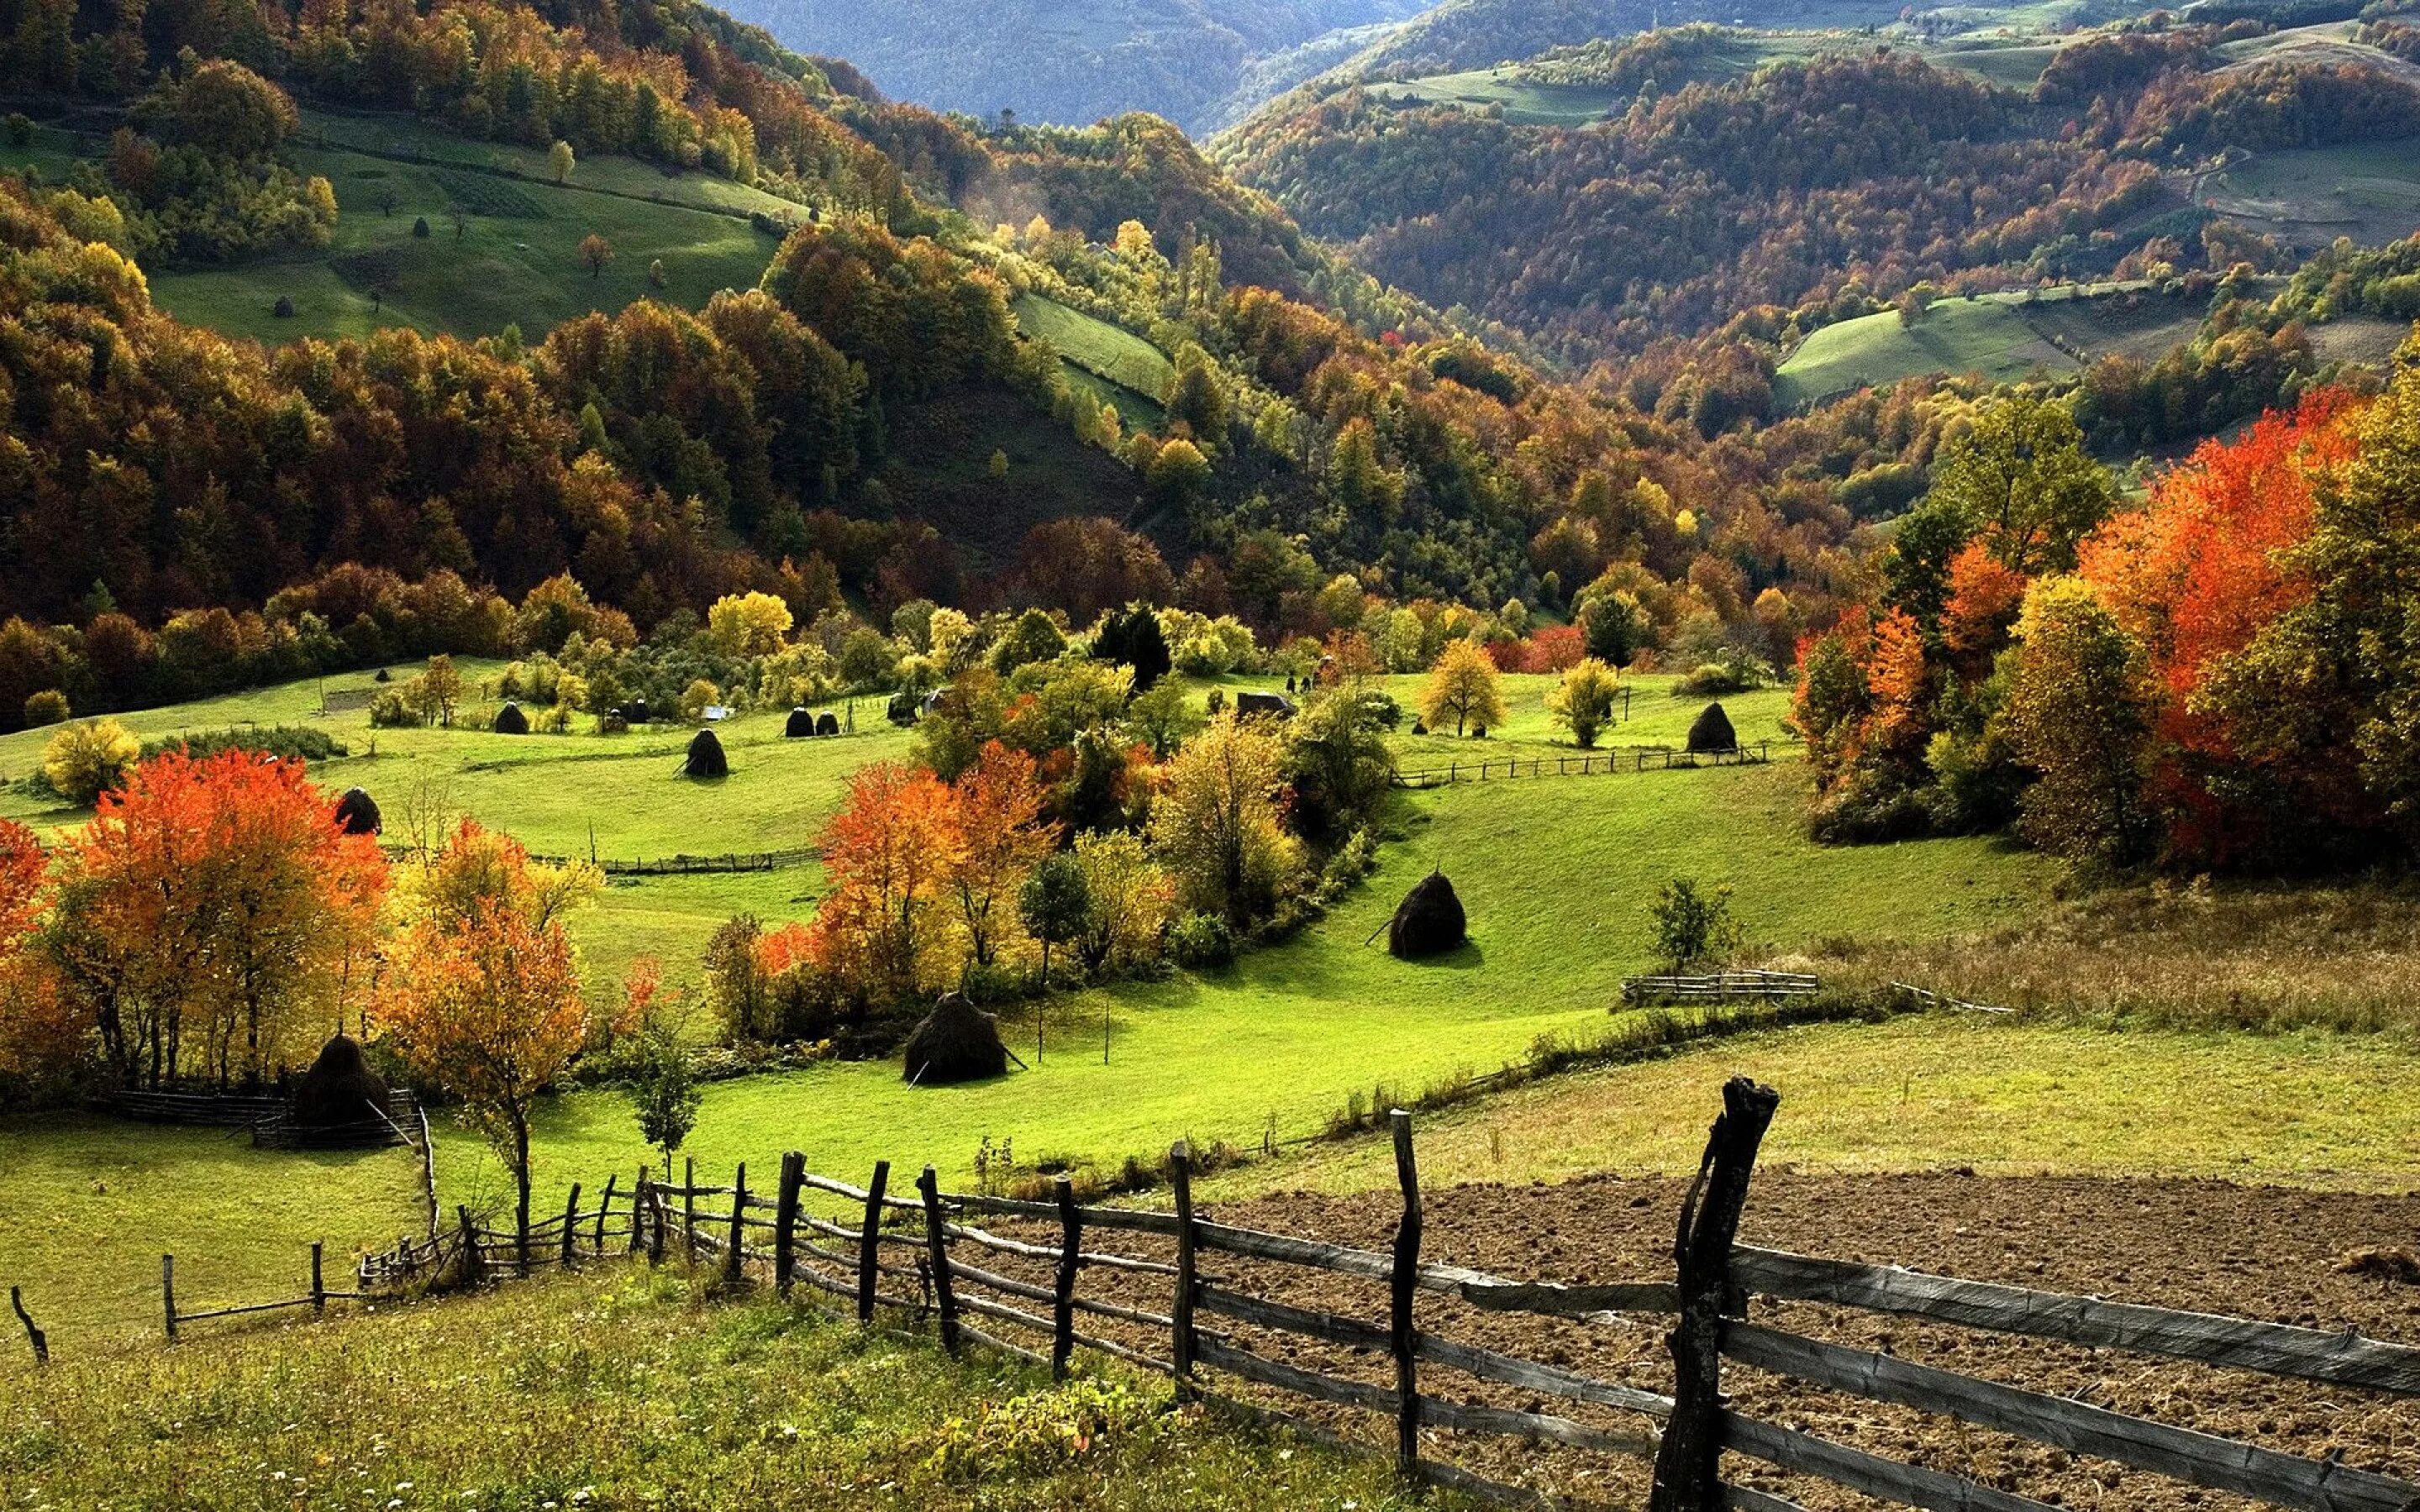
[549,139,576,184]
[2005,576,2154,864]
[1150,711,1304,924]
[1649,877,1740,972]
[702,914,770,1042]
[1126,678,1204,759]
[1547,658,1621,748]
[1017,852,1089,989]
[624,1021,701,1180]
[1927,396,2114,576]
[1281,688,1396,840]
[1578,590,1645,666]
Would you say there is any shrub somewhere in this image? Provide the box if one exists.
[1674,658,1767,696]
[22,690,68,727]
[1168,911,1237,969]
[143,726,345,763]
[1649,876,1742,971]
[368,687,415,727]
[3,113,30,147]
[43,719,139,806]
[1807,770,1934,844]
[677,679,719,722]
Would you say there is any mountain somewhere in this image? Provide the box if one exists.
[1213,14,2420,363]
[721,0,1428,132]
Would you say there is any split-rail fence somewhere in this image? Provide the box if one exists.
[156,1082,2420,1512]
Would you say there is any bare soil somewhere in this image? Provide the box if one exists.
[946,1171,2420,1509]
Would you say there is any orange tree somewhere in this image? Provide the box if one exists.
[813,762,964,1003]
[949,742,1058,972]
[380,821,597,1269]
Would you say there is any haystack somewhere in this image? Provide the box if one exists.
[1387,870,1466,958]
[290,1034,392,1131]
[333,786,381,836]
[1686,702,1737,753]
[621,698,651,726]
[493,701,529,735]
[902,995,1008,1085]
[786,706,814,738]
[685,727,728,779]
[815,711,840,737]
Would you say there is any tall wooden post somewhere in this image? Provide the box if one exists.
[857,1160,890,1325]
[8,1287,45,1365]
[774,1151,805,1297]
[631,1169,652,1257]
[1052,1175,1081,1380]
[595,1174,617,1253]
[160,1254,176,1342]
[917,1165,959,1354]
[723,1163,748,1287]
[560,1183,581,1267]
[1169,1141,1197,1399]
[647,1179,667,1266]
[1388,1110,1423,1482]
[1647,1077,1781,1512]
[310,1242,325,1317]
[683,1156,697,1266]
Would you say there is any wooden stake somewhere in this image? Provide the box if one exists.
[774,1151,804,1297]
[1389,1110,1423,1482]
[560,1183,581,1268]
[1170,1141,1197,1399]
[1648,1076,1781,1512]
[161,1254,176,1342]
[858,1160,890,1325]
[595,1174,617,1253]
[723,1163,747,1287]
[1052,1175,1081,1380]
[310,1242,325,1316]
[683,1156,697,1266]
[918,1165,959,1354]
[9,1286,45,1365]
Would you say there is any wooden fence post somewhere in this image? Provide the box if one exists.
[631,1169,652,1257]
[774,1151,804,1298]
[918,1165,960,1354]
[560,1183,581,1268]
[160,1254,176,1342]
[723,1163,747,1287]
[456,1205,481,1284]
[1052,1175,1081,1380]
[683,1156,697,1266]
[595,1174,617,1253]
[9,1286,45,1365]
[1389,1110,1423,1483]
[1170,1141,1197,1399]
[1647,1076,1781,1512]
[858,1159,890,1325]
[310,1242,325,1316]
[648,1179,667,1266]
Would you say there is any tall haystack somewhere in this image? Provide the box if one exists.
[815,711,840,737]
[1686,702,1737,753]
[621,698,651,726]
[290,1034,392,1131]
[333,786,381,836]
[493,700,529,735]
[902,995,1009,1085]
[685,727,728,778]
[1388,871,1466,958]
[785,706,814,738]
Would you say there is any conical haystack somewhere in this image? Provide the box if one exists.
[493,701,529,735]
[1686,702,1736,753]
[785,706,814,738]
[1387,871,1466,959]
[333,786,381,836]
[685,727,728,778]
[902,995,1009,1085]
[290,1034,392,1131]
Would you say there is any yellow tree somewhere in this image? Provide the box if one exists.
[381,820,597,1269]
[1547,658,1621,748]
[1149,711,1302,924]
[707,591,795,656]
[1421,638,1506,737]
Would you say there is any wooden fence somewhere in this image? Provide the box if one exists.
[332,1084,2420,1512]
[1618,969,1821,1005]
[378,844,819,875]
[100,1087,424,1149]
[1396,743,1770,790]
[159,1243,362,1341]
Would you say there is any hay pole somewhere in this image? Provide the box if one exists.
[10,1287,45,1364]
[310,1242,324,1316]
[161,1255,176,1342]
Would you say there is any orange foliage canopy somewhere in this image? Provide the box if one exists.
[812,762,966,998]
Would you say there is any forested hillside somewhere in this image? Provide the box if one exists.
[1214,19,2420,361]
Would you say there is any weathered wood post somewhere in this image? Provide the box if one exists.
[560,1183,581,1267]
[595,1174,618,1253]
[160,1255,176,1342]
[1647,1076,1781,1512]
[9,1286,45,1365]
[683,1157,697,1266]
[647,1177,667,1267]
[1170,1140,1198,1399]
[456,1205,481,1285]
[723,1163,748,1287]
[774,1151,805,1298]
[857,1159,891,1325]
[310,1242,325,1316]
[1052,1175,1081,1380]
[1388,1110,1423,1483]
[917,1165,960,1353]
[631,1169,652,1257]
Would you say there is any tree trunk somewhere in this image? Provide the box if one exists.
[513,1112,533,1278]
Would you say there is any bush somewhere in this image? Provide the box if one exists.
[368,688,415,727]
[22,690,68,727]
[43,719,139,806]
[1673,658,1768,696]
[3,113,30,147]
[1807,771,1934,845]
[1649,876,1742,971]
[1169,912,1237,969]
[143,726,345,763]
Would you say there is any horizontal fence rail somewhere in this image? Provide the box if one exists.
[1395,741,1771,790]
[1620,969,1821,1006]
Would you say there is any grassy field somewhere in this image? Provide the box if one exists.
[0,1265,1440,1511]
[1773,281,2193,408]
[3,108,798,345]
[2204,137,2420,255]
[1011,292,1175,402]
